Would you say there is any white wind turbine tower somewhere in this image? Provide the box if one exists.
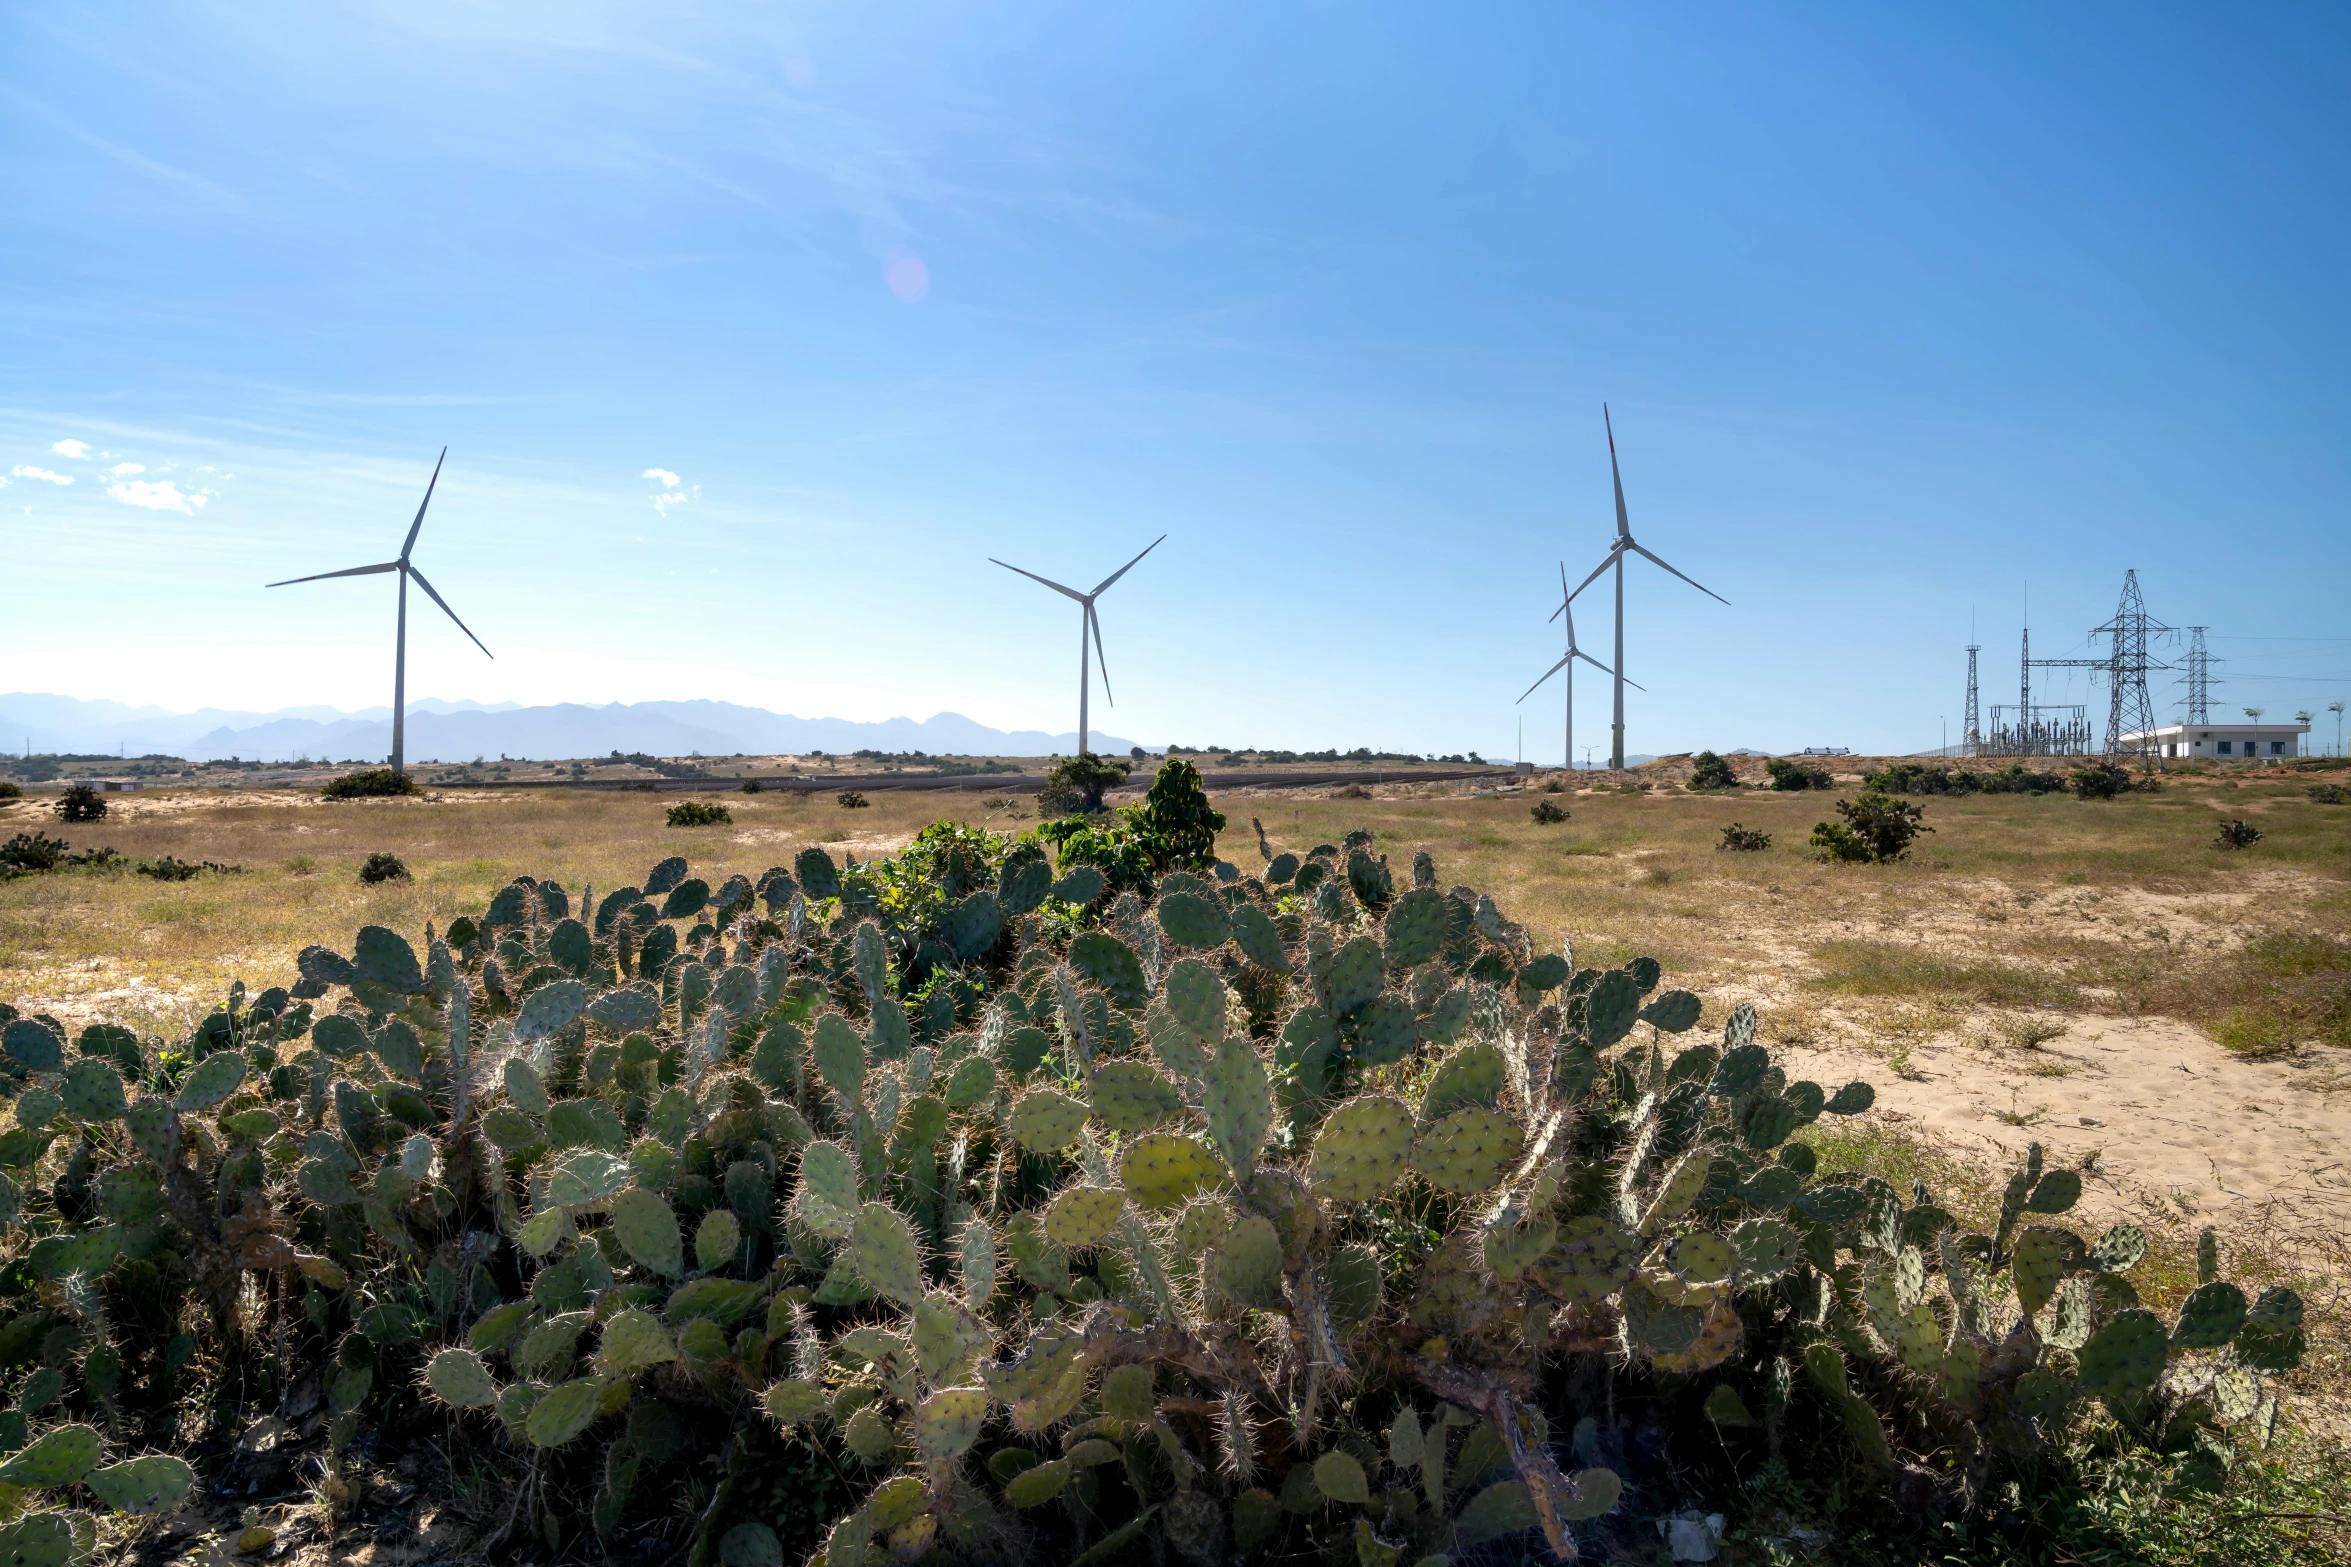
[1519,561,1636,771]
[990,535,1165,756]
[266,448,492,773]
[1567,406,1728,769]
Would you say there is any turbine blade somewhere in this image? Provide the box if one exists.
[1518,654,1572,703]
[403,564,493,659]
[1628,541,1730,606]
[1603,404,1630,541]
[990,558,1088,603]
[1090,533,1166,597]
[1088,601,1114,705]
[400,447,448,562]
[265,560,400,587]
[1562,546,1620,609]
[1573,648,1614,676]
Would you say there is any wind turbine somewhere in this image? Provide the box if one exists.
[1565,406,1728,769]
[1520,562,1636,771]
[990,535,1165,756]
[266,448,491,774]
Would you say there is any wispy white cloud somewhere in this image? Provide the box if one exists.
[52,439,90,459]
[642,467,680,488]
[110,462,144,475]
[108,478,208,513]
[644,468,696,516]
[46,115,246,212]
[11,465,72,485]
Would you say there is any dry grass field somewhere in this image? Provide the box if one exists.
[7,758,2351,1556]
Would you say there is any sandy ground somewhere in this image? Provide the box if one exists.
[1779,1015,2351,1236]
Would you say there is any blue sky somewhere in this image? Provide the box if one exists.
[6,2,2348,758]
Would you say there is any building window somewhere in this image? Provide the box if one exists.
[2272,741,2286,755]
[2217,741,2232,755]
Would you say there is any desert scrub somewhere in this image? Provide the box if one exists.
[53,782,107,823]
[1810,791,1931,863]
[321,767,421,800]
[2215,818,2264,850]
[1529,798,1568,824]
[1686,750,1738,790]
[835,791,870,810]
[1765,757,1833,791]
[665,800,732,827]
[1716,823,1770,852]
[0,756,2311,1565]
[357,850,412,884]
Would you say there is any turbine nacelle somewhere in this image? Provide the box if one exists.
[991,534,1165,755]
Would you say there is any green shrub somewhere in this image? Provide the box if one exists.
[1862,761,1976,795]
[1717,822,1771,851]
[1123,758,1225,870]
[1042,752,1131,814]
[1977,763,2069,795]
[835,791,869,810]
[0,779,20,800]
[0,830,71,872]
[2070,759,2135,800]
[54,782,107,822]
[1687,750,1739,790]
[1766,757,1833,790]
[136,855,239,882]
[2307,783,2347,805]
[667,801,733,827]
[358,850,412,883]
[2215,818,2264,850]
[0,807,2304,1565]
[740,778,765,794]
[1529,798,1568,824]
[1811,791,1931,863]
[321,767,420,800]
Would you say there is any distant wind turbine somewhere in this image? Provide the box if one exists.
[990,535,1165,756]
[265,448,491,773]
[1565,406,1728,769]
[1520,561,1636,771]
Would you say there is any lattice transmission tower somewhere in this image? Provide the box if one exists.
[2089,569,2172,756]
[2179,626,2215,723]
[1963,642,1981,756]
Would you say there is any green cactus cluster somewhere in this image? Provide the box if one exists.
[0,778,2302,1562]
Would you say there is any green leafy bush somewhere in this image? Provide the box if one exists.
[359,851,413,884]
[836,791,870,810]
[322,768,421,800]
[0,780,21,800]
[0,831,72,873]
[1717,823,1771,851]
[54,783,107,823]
[1687,751,1738,790]
[137,855,240,882]
[1765,758,1832,791]
[667,801,733,827]
[0,803,2301,1565]
[2215,818,2264,850]
[1811,792,1932,863]
[2306,783,2347,805]
[1041,754,1131,815]
[1529,799,1568,824]
[1123,759,1225,870]
[1862,761,1973,795]
[2070,759,2137,800]
[1977,764,2068,795]
[740,778,766,794]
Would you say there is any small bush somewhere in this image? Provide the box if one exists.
[1977,763,2069,794]
[2308,783,2348,805]
[1811,791,1931,863]
[739,778,764,794]
[135,855,239,882]
[1125,758,1226,870]
[1862,761,1975,796]
[2214,818,2263,850]
[1529,798,1568,824]
[1045,753,1132,813]
[321,767,420,800]
[0,831,71,872]
[667,800,733,827]
[2069,759,2134,800]
[1717,822,1771,851]
[1766,757,1833,791]
[0,780,20,801]
[357,851,411,884]
[54,782,107,822]
[1687,750,1739,789]
[1333,782,1371,800]
[835,791,869,810]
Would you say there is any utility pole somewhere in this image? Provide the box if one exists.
[2331,701,2346,757]
[2181,628,2213,723]
[1963,643,1981,756]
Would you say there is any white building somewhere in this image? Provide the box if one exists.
[2119,721,2310,761]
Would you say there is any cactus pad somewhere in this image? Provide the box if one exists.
[1230,904,1290,971]
[1158,892,1233,949]
[1350,995,1416,1066]
[696,1210,742,1273]
[591,1183,677,1276]
[850,1203,925,1305]
[1173,1197,1235,1256]
[1208,1215,1285,1309]
[1326,937,1386,1016]
[0,1424,100,1487]
[1382,888,1448,970]
[1651,1300,1744,1375]
[1010,1089,1090,1152]
[59,1058,126,1122]
[1044,1186,1127,1249]
[1584,968,1641,1049]
[1051,865,1106,905]
[1308,1097,1415,1203]
[1408,1106,1523,1194]
[2172,1280,2248,1349]
[0,1513,72,1567]
[1640,1149,1714,1236]
[1070,932,1149,1009]
[1729,1217,1800,1282]
[1481,1211,1556,1284]
[2011,1226,2083,1317]
[913,1387,989,1462]
[1005,1457,1071,1507]
[1100,1363,1154,1422]
[1538,1215,1641,1305]
[1312,1451,1370,1505]
[2086,1224,2147,1274]
[1422,1042,1507,1121]
[84,1454,196,1516]
[174,1049,246,1110]
[2076,1308,2167,1399]
[596,1310,678,1375]
[427,1348,498,1407]
[1089,1061,1183,1135]
[1664,1231,1736,1289]
[546,1149,630,1210]
[1164,959,1229,1043]
[1637,989,1702,1033]
[1203,1034,1273,1181]
[514,979,587,1045]
[812,1014,865,1103]
[795,1141,859,1237]
[763,1378,828,1426]
[1737,1093,1800,1151]
[913,1293,991,1381]
[1121,1133,1225,1209]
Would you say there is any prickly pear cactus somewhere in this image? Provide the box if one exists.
[0,794,2298,1561]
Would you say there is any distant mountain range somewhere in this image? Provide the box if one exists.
[0,694,1140,765]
